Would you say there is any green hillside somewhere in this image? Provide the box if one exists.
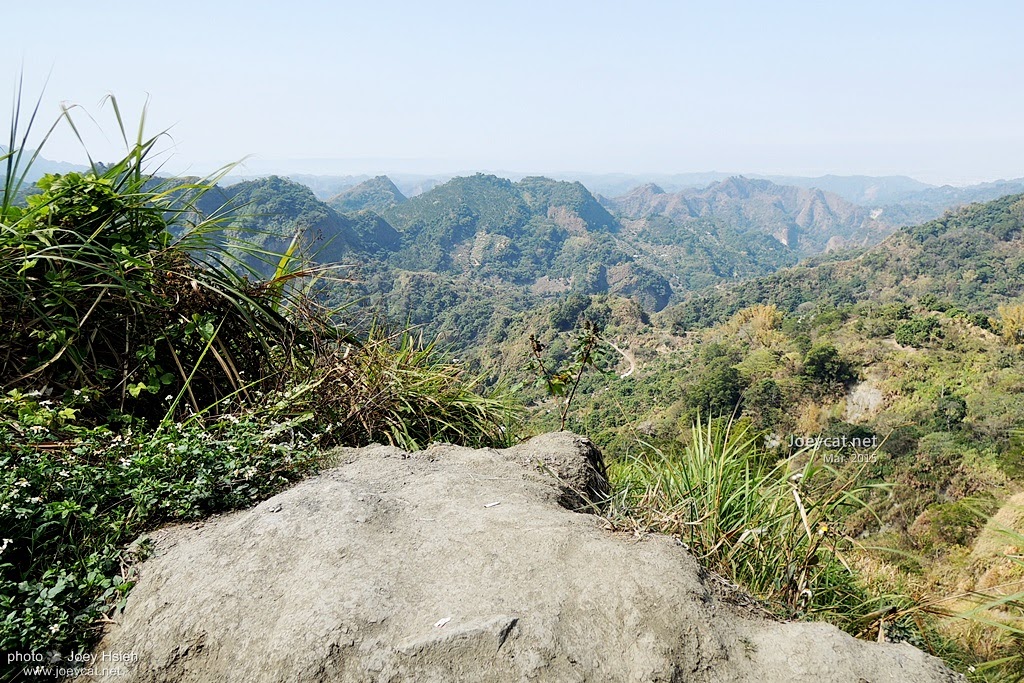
[327,175,407,213]
[215,176,400,274]
[473,190,1024,677]
[605,176,895,254]
[665,193,1024,331]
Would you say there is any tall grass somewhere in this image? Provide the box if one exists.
[0,91,520,444]
[0,96,306,419]
[949,525,1024,681]
[288,326,520,450]
[608,417,885,629]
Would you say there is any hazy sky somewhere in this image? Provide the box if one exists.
[3,1,1022,184]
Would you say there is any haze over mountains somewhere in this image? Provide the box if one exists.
[17,149,1024,333]
[146,159,1010,363]
[20,149,1023,224]
[601,177,892,254]
[220,167,1021,207]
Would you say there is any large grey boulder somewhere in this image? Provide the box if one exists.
[80,433,959,682]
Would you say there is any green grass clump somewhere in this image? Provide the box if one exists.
[0,130,300,420]
[608,417,883,630]
[291,327,521,451]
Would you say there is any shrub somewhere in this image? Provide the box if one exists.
[742,378,786,432]
[0,393,323,658]
[0,122,301,421]
[550,293,591,331]
[998,303,1024,346]
[908,497,993,553]
[295,327,520,450]
[686,363,744,417]
[934,393,968,431]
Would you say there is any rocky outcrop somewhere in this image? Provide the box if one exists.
[80,433,958,682]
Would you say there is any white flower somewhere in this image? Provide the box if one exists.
[28,496,41,503]
[49,624,60,634]
[0,538,11,554]
[16,479,30,488]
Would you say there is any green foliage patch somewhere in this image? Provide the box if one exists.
[0,393,322,659]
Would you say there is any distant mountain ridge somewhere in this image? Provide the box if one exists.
[174,170,1024,335]
[604,176,893,254]
[749,174,934,204]
[327,175,408,213]
[0,147,89,182]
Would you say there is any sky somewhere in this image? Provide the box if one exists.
[2,0,1022,184]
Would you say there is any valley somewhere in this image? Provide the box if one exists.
[232,170,1024,676]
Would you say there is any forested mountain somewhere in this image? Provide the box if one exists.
[327,175,407,213]
[874,178,1024,226]
[751,174,934,204]
[664,191,1024,331]
[574,171,1024,220]
[204,176,400,274]
[178,173,1024,348]
[378,174,638,284]
[603,176,895,254]
[0,146,88,182]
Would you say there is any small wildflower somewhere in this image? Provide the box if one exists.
[49,623,60,634]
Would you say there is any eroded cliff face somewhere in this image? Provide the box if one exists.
[81,433,958,683]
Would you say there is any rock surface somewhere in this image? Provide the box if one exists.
[81,433,959,682]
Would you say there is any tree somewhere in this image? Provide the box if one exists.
[801,343,856,393]
[934,392,967,431]
[998,303,1024,346]
[687,360,745,416]
[894,316,941,348]
[743,378,786,431]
